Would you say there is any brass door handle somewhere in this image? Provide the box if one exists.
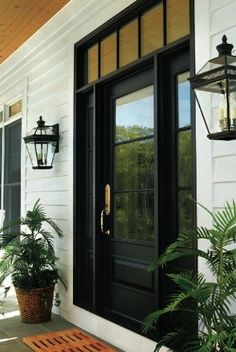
[100,184,110,235]
[100,209,110,235]
[104,184,110,215]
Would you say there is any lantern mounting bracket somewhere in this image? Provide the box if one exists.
[52,124,59,153]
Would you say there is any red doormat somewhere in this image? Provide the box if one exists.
[23,328,117,352]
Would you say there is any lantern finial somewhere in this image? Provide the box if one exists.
[37,116,45,128]
[216,35,233,56]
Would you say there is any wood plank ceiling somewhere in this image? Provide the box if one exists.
[0,0,71,64]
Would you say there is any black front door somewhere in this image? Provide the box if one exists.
[74,45,193,337]
[98,67,157,330]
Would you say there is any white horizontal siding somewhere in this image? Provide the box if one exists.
[28,89,69,116]
[26,176,67,192]
[211,1,236,35]
[210,0,236,11]
[213,182,236,207]
[26,191,68,206]
[0,0,160,351]
[207,0,236,208]
[213,155,236,182]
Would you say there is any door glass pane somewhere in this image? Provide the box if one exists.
[141,3,164,56]
[101,32,117,77]
[167,0,190,43]
[114,85,154,242]
[178,190,193,231]
[114,192,154,241]
[115,139,154,190]
[178,71,191,128]
[119,19,138,67]
[116,86,154,142]
[177,130,192,187]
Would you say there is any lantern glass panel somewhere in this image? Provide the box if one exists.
[197,55,236,75]
[26,141,56,169]
[194,79,227,134]
[194,77,236,136]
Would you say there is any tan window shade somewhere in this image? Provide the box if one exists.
[167,0,190,44]
[9,100,22,117]
[87,44,99,83]
[119,19,138,67]
[141,3,164,56]
[101,33,117,77]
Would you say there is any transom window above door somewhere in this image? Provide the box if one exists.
[76,0,190,88]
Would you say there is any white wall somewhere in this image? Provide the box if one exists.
[194,0,236,321]
[0,1,158,351]
[210,0,236,210]
[195,0,236,214]
[195,0,236,289]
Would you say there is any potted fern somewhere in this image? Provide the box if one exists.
[0,199,65,323]
[143,202,236,352]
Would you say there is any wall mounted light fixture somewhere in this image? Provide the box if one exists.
[190,35,236,141]
[24,116,59,169]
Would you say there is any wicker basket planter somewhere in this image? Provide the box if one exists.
[15,286,54,323]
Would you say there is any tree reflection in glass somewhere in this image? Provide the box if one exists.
[114,86,154,241]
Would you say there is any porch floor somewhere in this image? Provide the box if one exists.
[0,294,123,352]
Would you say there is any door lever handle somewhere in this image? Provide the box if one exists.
[100,184,110,235]
[100,209,110,235]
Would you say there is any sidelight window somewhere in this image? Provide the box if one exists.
[0,99,22,226]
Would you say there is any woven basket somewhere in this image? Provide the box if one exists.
[15,286,54,323]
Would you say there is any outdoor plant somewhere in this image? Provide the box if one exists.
[0,199,66,323]
[0,199,65,291]
[143,201,236,352]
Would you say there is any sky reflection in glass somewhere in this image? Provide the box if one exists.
[178,72,191,128]
[116,86,154,142]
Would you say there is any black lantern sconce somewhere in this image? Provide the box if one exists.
[24,116,59,169]
[190,35,236,140]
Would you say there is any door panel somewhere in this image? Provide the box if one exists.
[101,68,157,329]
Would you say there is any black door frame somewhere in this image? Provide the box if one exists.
[74,41,196,338]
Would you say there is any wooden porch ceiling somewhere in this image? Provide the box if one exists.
[0,0,71,64]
